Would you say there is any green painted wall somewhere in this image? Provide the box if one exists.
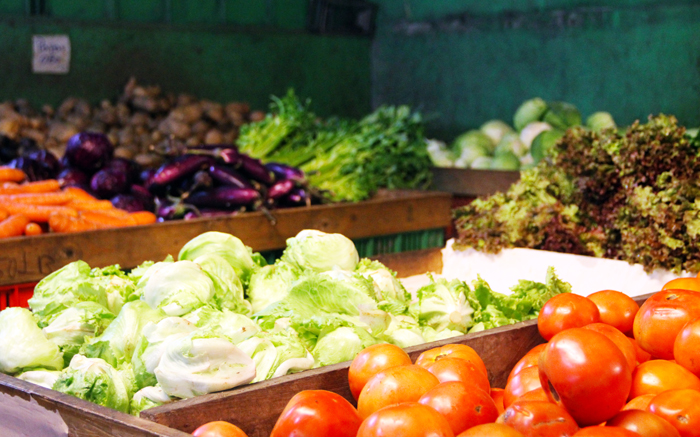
[0,0,371,117]
[372,0,700,139]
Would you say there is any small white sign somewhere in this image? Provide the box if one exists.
[32,35,71,74]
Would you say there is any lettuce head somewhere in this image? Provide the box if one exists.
[312,326,376,367]
[130,385,172,416]
[194,253,251,315]
[409,278,475,333]
[237,328,314,383]
[248,261,301,313]
[0,307,64,373]
[17,369,62,389]
[179,232,258,284]
[281,230,359,272]
[141,261,215,316]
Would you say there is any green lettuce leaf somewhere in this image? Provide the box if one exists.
[0,307,64,373]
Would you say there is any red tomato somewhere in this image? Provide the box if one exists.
[498,400,579,436]
[426,357,490,393]
[504,366,542,408]
[270,390,362,437]
[508,345,545,383]
[662,278,700,292]
[511,388,549,406]
[647,389,700,437]
[629,360,700,399]
[588,290,640,336]
[583,323,637,371]
[357,365,440,419]
[415,344,488,377]
[621,394,656,412]
[633,290,700,359]
[673,317,700,377]
[606,409,680,437]
[357,402,454,437]
[419,381,499,435]
[539,328,632,426]
[630,338,652,366]
[456,423,525,437]
[491,388,506,415]
[572,428,640,436]
[349,343,412,400]
[538,294,600,341]
[193,421,248,437]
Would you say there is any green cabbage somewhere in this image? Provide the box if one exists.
[178,232,259,285]
[454,130,495,156]
[494,132,527,157]
[530,129,565,163]
[454,142,490,169]
[514,98,548,131]
[0,307,63,373]
[140,261,215,316]
[470,156,493,169]
[194,253,251,315]
[480,120,514,145]
[248,261,301,313]
[519,122,552,149]
[490,152,521,170]
[281,230,359,272]
[543,102,582,130]
[586,112,616,133]
[426,139,455,167]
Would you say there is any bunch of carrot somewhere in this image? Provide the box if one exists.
[0,168,156,238]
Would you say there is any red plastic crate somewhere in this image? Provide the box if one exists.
[0,282,37,310]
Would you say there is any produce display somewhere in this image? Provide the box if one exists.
[454,115,700,273]
[193,277,700,437]
[427,97,618,171]
[0,229,568,416]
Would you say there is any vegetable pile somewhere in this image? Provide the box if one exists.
[454,114,700,273]
[0,229,568,415]
[238,90,432,201]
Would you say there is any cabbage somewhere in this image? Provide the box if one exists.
[0,307,63,373]
[81,301,164,367]
[178,232,258,284]
[469,156,493,170]
[194,254,251,315]
[140,261,215,316]
[480,120,514,145]
[154,334,256,398]
[453,130,495,156]
[53,355,132,413]
[281,230,359,272]
[248,261,301,313]
[519,122,552,149]
[312,326,376,367]
[238,328,314,382]
[490,152,520,170]
[17,369,62,389]
[494,132,527,157]
[426,139,455,167]
[543,102,582,130]
[586,112,616,132]
[130,386,172,416]
[531,129,565,163]
[42,302,115,366]
[409,278,475,333]
[514,98,548,131]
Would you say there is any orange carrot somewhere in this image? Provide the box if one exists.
[0,207,8,221]
[0,214,30,238]
[0,191,72,206]
[0,204,78,223]
[49,214,100,233]
[66,199,116,211]
[0,168,26,183]
[80,208,130,219]
[0,180,61,194]
[130,211,157,225]
[64,187,98,202]
[24,222,42,236]
[80,211,137,228]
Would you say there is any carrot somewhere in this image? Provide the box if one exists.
[66,199,116,211]
[64,187,98,202]
[24,222,42,236]
[0,191,72,206]
[0,207,8,221]
[49,214,100,233]
[130,211,157,225]
[0,180,61,194]
[0,215,30,238]
[0,168,26,183]
[80,211,137,228]
[0,204,78,223]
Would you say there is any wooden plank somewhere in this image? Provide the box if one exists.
[0,190,451,286]
[372,247,442,278]
[0,373,190,437]
[431,167,520,196]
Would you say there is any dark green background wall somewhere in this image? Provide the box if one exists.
[372,0,700,139]
[0,0,371,117]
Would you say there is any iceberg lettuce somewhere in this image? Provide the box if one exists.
[141,261,215,316]
[179,232,258,284]
[0,307,63,373]
[282,230,359,272]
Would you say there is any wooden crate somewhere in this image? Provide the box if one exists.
[431,167,520,197]
[0,190,451,286]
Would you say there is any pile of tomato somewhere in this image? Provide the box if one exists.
[190,276,700,437]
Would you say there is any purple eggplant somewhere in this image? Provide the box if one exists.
[91,168,129,198]
[155,198,199,221]
[8,157,54,181]
[265,162,306,182]
[130,184,155,212]
[106,158,141,184]
[237,155,274,185]
[26,150,60,176]
[185,186,260,209]
[282,187,310,207]
[65,132,114,172]
[208,164,253,189]
[147,155,214,193]
[140,168,157,184]
[58,167,89,188]
[267,179,295,200]
[188,145,239,164]
[110,194,147,212]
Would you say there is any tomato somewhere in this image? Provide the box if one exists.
[588,290,640,336]
[504,366,542,408]
[456,423,525,437]
[538,294,600,341]
[498,400,579,436]
[357,365,440,419]
[419,381,499,435]
[633,290,700,359]
[511,388,549,406]
[582,323,637,371]
[606,409,680,437]
[193,421,248,437]
[662,278,700,292]
[621,394,656,412]
[415,344,488,377]
[270,390,362,437]
[426,357,490,393]
[630,338,652,366]
[673,317,700,377]
[572,428,640,436]
[629,360,700,399]
[508,345,545,383]
[349,343,412,400]
[357,402,454,437]
[491,388,506,414]
[648,389,700,437]
[539,328,632,426]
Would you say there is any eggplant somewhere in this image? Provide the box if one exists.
[91,167,129,198]
[65,132,114,172]
[140,168,156,184]
[208,165,253,189]
[155,198,199,221]
[8,157,54,181]
[147,155,214,193]
[130,184,155,212]
[282,187,309,207]
[0,135,19,163]
[111,194,147,212]
[187,145,238,164]
[265,162,305,182]
[58,167,89,188]
[106,158,141,184]
[185,187,260,209]
[267,179,295,200]
[237,155,274,185]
